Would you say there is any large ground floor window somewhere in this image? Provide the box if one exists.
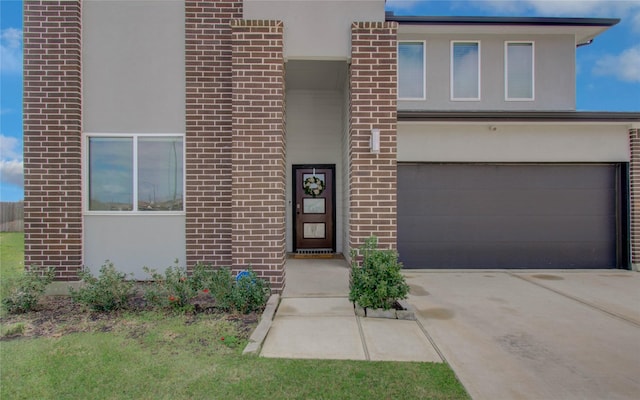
[87,134,184,212]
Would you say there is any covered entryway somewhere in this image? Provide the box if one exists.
[398,163,626,269]
[292,165,336,252]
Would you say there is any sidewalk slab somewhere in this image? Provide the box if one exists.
[283,258,349,298]
[359,318,442,362]
[261,315,366,360]
[277,297,354,317]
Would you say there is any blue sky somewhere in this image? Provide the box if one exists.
[1,0,639,202]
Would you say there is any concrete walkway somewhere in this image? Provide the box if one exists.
[260,258,442,362]
[261,261,640,399]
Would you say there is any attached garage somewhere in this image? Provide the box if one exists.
[398,163,626,269]
[396,118,633,270]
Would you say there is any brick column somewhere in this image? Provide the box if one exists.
[185,0,242,269]
[23,0,82,280]
[630,128,640,270]
[349,22,398,252]
[231,20,286,292]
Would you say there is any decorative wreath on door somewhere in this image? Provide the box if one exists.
[303,176,325,197]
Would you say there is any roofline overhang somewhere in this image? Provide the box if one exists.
[385,13,620,28]
[398,111,640,124]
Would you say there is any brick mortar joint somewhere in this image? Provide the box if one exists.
[231,19,283,28]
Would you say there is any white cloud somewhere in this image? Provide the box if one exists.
[1,159,24,188]
[593,45,640,82]
[1,28,22,74]
[0,134,23,188]
[0,134,22,161]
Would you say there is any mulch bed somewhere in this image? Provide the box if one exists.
[0,294,260,341]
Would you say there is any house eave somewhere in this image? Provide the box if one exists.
[397,111,640,124]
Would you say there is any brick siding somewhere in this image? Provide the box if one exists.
[231,20,286,292]
[184,0,242,269]
[23,0,83,280]
[349,22,398,252]
[630,128,640,269]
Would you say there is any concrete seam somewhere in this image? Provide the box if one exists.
[509,273,640,328]
[414,318,447,363]
[355,315,370,361]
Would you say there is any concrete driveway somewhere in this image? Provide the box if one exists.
[405,270,640,400]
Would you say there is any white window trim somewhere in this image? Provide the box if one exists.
[84,133,186,215]
[450,40,481,101]
[505,41,535,101]
[398,40,427,101]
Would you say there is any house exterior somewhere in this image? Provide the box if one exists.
[23,0,640,292]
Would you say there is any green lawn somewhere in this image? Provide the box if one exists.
[0,232,24,280]
[0,232,470,399]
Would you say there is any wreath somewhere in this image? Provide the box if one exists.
[303,176,325,197]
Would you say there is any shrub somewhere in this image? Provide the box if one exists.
[1,265,54,314]
[230,270,270,314]
[207,267,234,312]
[349,236,409,310]
[143,262,200,312]
[70,262,135,312]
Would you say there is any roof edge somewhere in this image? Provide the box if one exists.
[385,13,620,27]
[397,111,640,122]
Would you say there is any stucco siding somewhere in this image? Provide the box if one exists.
[84,215,186,278]
[244,0,385,59]
[398,123,631,162]
[397,34,575,111]
[83,0,185,133]
[286,90,345,253]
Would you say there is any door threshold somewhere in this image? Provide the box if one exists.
[288,252,344,260]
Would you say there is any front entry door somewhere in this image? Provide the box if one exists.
[293,165,335,252]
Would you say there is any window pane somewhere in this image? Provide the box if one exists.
[398,42,424,99]
[89,137,133,211]
[452,42,479,99]
[507,43,533,99]
[138,137,183,211]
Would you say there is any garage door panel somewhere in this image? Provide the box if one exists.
[400,189,614,217]
[400,215,615,243]
[399,241,615,269]
[398,164,618,269]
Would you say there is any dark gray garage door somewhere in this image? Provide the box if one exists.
[398,164,619,269]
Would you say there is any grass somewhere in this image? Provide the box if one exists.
[0,232,24,280]
[0,232,470,399]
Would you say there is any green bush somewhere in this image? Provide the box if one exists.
[206,267,234,312]
[349,236,409,310]
[143,262,198,312]
[1,265,54,314]
[70,262,135,311]
[230,270,270,314]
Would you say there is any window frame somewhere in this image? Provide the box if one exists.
[84,133,186,215]
[505,41,535,101]
[397,40,427,101]
[450,40,481,101]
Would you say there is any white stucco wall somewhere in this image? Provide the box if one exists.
[398,123,631,162]
[286,89,345,253]
[244,0,385,59]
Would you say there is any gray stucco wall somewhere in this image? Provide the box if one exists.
[84,215,186,278]
[244,0,385,59]
[83,0,185,132]
[83,0,186,276]
[398,34,576,111]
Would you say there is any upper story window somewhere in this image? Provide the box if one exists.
[451,41,480,100]
[88,134,184,212]
[505,41,534,100]
[398,41,426,100]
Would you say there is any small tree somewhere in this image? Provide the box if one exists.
[349,236,409,310]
